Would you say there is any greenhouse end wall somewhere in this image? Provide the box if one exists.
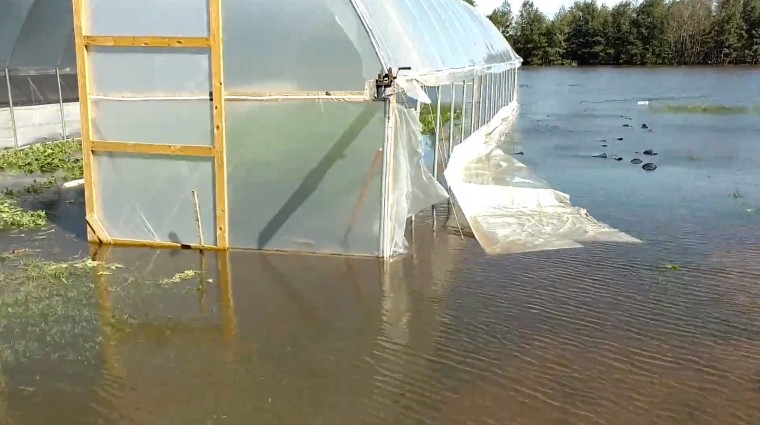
[225,101,386,256]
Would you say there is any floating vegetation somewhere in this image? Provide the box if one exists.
[651,104,760,115]
[0,140,83,181]
[0,195,47,229]
[663,263,681,271]
[159,269,200,285]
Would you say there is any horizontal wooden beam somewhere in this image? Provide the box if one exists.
[108,238,223,251]
[225,90,369,101]
[91,140,215,157]
[83,36,210,48]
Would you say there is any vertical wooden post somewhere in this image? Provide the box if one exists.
[209,0,229,249]
[218,251,238,361]
[72,0,105,243]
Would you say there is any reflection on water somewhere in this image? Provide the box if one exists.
[2,68,760,424]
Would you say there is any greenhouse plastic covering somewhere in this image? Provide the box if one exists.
[353,0,521,88]
[444,102,641,255]
[385,104,449,255]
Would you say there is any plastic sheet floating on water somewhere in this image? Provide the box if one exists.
[444,102,641,255]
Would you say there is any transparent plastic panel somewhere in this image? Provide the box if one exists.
[0,0,35,67]
[225,101,385,255]
[355,0,518,84]
[87,0,209,37]
[58,33,77,70]
[385,104,448,255]
[89,47,210,96]
[7,0,73,70]
[95,153,216,245]
[92,99,213,145]
[223,0,381,92]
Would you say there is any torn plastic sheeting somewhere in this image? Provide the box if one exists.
[387,104,449,255]
[444,101,641,255]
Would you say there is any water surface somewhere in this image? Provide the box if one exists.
[2,67,760,425]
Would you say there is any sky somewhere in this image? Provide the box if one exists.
[476,0,621,18]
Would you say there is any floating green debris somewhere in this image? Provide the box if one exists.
[0,140,83,180]
[159,270,200,285]
[651,104,760,115]
[0,195,47,229]
[663,263,681,271]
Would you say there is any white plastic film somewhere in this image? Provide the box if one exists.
[386,104,449,256]
[444,101,641,255]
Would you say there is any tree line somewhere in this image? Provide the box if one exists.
[464,0,760,65]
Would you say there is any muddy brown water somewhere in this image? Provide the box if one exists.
[2,67,760,425]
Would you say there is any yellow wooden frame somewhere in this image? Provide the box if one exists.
[83,36,210,48]
[73,0,228,250]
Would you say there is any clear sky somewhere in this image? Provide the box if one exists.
[476,0,621,18]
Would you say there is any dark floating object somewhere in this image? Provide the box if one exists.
[602,144,608,147]
[643,149,658,156]
[513,151,524,155]
[614,156,623,161]
[641,123,649,129]
[631,158,643,164]
[616,137,624,141]
[642,163,657,171]
[623,124,632,127]
[592,153,608,159]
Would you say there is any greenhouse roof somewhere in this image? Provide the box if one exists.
[353,0,521,85]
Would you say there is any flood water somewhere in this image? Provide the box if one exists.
[2,67,760,424]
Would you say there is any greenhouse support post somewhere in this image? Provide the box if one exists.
[5,69,19,148]
[460,81,467,144]
[470,76,479,133]
[56,67,68,141]
[448,83,455,161]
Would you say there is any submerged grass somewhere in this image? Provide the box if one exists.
[651,104,760,115]
[0,254,205,365]
[0,140,83,181]
[0,140,84,229]
[0,195,47,229]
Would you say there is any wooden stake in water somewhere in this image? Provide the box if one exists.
[192,190,204,250]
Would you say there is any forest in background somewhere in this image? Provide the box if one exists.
[464,0,760,65]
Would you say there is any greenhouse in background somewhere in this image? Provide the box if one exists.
[67,0,521,258]
[0,0,80,149]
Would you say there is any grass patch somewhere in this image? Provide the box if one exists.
[0,141,83,229]
[0,140,83,181]
[0,195,47,229]
[651,104,760,115]
[0,254,207,365]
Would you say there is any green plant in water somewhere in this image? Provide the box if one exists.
[419,104,464,136]
[0,195,47,229]
[0,140,83,181]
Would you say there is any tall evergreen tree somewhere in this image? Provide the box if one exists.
[488,1,514,37]
[712,0,747,64]
[511,0,552,65]
[742,0,760,63]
